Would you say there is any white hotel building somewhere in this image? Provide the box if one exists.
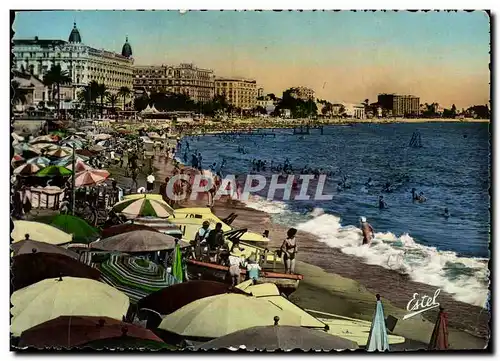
[12,23,134,103]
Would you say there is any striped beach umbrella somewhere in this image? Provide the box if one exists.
[13,163,41,176]
[61,139,84,149]
[75,169,110,187]
[112,196,174,219]
[99,255,180,303]
[26,156,51,167]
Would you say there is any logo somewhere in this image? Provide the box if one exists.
[403,289,441,320]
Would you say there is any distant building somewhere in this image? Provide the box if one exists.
[12,71,47,111]
[377,93,420,117]
[331,102,365,119]
[12,23,134,103]
[256,95,275,114]
[287,86,315,101]
[257,87,264,98]
[215,77,257,110]
[133,63,215,103]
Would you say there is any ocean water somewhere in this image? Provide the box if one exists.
[182,122,491,307]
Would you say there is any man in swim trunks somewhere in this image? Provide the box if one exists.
[360,217,374,245]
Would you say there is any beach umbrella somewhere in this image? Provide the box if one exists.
[13,163,41,176]
[18,316,164,349]
[11,154,25,168]
[61,139,83,149]
[12,220,72,245]
[90,144,106,152]
[11,252,101,292]
[137,280,248,316]
[30,142,59,153]
[196,324,358,351]
[158,293,302,339]
[30,135,57,144]
[171,240,184,282]
[26,156,51,167]
[47,148,72,158]
[132,217,183,238]
[10,277,130,337]
[65,159,92,173]
[76,149,96,158]
[36,165,73,177]
[52,155,88,166]
[99,255,179,303]
[366,294,390,352]
[112,196,174,219]
[43,214,99,244]
[74,169,110,187]
[11,239,78,259]
[428,307,449,350]
[101,224,160,239]
[94,133,112,141]
[91,230,187,253]
[12,132,25,142]
[258,295,327,328]
[244,283,280,297]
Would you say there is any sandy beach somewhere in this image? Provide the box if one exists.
[108,148,488,350]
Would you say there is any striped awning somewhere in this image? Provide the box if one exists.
[99,255,180,303]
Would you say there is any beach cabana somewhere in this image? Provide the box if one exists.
[18,316,165,349]
[10,277,130,337]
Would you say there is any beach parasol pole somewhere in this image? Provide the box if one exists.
[71,144,76,215]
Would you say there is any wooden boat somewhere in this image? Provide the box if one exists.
[186,259,302,297]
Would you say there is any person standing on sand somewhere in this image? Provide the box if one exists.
[360,217,374,245]
[280,228,298,274]
[146,172,155,193]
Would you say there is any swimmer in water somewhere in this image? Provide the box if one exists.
[443,208,450,218]
[417,192,427,203]
[365,177,374,187]
[360,216,375,245]
[379,195,388,209]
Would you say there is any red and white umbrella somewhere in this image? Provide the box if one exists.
[13,163,41,175]
[65,159,91,173]
[11,154,25,168]
[75,169,110,187]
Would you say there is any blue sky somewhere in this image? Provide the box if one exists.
[13,10,490,107]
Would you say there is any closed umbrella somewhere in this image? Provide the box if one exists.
[428,307,449,350]
[11,239,78,259]
[43,214,99,244]
[99,255,179,303]
[74,169,110,187]
[196,324,358,351]
[137,280,248,316]
[113,196,174,219]
[18,316,164,349]
[65,159,91,172]
[171,240,183,282]
[101,224,160,239]
[13,163,41,176]
[91,230,187,252]
[36,165,73,177]
[12,220,72,245]
[26,156,51,167]
[366,294,390,352]
[11,252,101,291]
[10,277,130,336]
[158,293,301,339]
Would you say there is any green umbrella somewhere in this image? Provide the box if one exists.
[99,255,180,303]
[171,241,183,282]
[36,165,73,177]
[37,214,99,244]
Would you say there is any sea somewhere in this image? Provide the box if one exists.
[180,122,491,307]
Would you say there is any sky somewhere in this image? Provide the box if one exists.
[13,10,490,108]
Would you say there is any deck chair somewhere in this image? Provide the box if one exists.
[137,308,163,330]
[221,212,238,225]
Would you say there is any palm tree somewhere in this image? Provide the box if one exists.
[118,86,131,111]
[107,93,118,115]
[11,80,27,108]
[43,65,72,119]
[95,83,107,118]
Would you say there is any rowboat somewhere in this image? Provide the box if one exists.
[186,259,302,297]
